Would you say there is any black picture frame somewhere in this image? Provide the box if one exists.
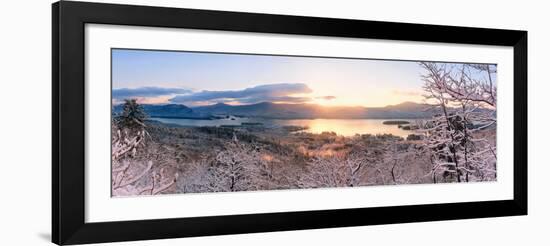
[52,1,527,245]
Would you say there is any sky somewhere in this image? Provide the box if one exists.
[112,49,452,107]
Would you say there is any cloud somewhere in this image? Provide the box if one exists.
[112,87,191,100]
[316,96,336,100]
[169,83,313,105]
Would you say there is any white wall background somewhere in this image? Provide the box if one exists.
[0,0,547,245]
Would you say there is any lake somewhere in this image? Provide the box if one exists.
[151,117,419,138]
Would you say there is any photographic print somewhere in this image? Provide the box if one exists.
[111,49,497,197]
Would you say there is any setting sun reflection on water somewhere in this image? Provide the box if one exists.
[273,119,414,137]
[152,117,418,138]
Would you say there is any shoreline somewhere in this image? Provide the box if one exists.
[146,118,419,139]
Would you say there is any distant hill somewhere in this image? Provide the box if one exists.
[366,102,438,119]
[114,101,438,119]
[384,101,430,111]
[113,104,214,119]
[193,101,436,119]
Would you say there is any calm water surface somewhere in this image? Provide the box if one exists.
[151,117,418,138]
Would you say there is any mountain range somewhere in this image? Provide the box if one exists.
[114,104,213,119]
[114,101,437,119]
[194,101,436,119]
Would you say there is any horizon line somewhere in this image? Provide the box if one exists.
[112,100,427,108]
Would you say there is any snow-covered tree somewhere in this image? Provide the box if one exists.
[299,147,376,188]
[419,62,497,182]
[115,98,147,131]
[111,100,178,196]
[203,134,270,192]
